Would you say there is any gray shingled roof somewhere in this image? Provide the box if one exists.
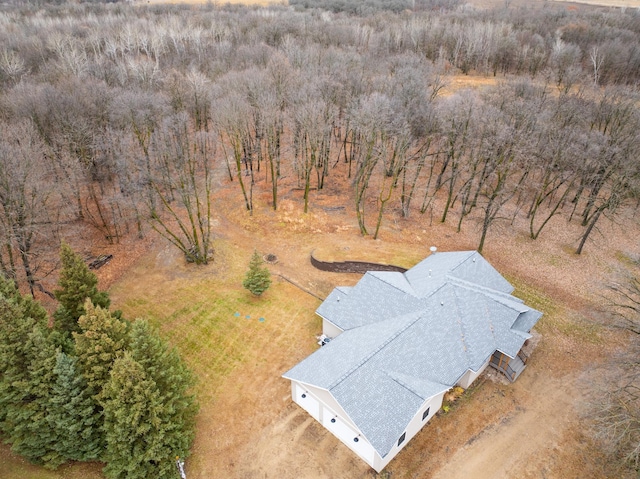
[283,251,542,459]
[316,272,424,330]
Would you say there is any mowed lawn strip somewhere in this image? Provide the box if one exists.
[113,275,321,402]
[107,237,324,476]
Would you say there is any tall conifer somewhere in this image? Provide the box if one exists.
[73,299,128,397]
[0,276,49,432]
[3,326,58,464]
[54,242,110,335]
[101,320,197,479]
[129,320,197,457]
[101,352,166,479]
[43,352,102,467]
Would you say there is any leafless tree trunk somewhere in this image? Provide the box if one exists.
[0,120,54,296]
[148,114,214,264]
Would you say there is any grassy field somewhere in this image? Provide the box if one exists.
[109,237,323,404]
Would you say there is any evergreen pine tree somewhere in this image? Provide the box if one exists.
[242,250,272,296]
[43,351,102,468]
[0,276,49,432]
[0,275,48,327]
[3,325,58,465]
[101,320,197,479]
[130,320,198,453]
[101,352,168,479]
[54,242,111,335]
[73,299,128,397]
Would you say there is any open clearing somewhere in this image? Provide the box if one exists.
[6,160,633,479]
[111,175,633,479]
[2,177,634,478]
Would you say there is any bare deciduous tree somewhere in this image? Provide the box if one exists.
[592,266,640,472]
[148,114,214,264]
[0,120,54,295]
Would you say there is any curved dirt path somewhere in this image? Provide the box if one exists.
[430,371,577,479]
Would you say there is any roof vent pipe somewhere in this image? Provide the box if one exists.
[430,246,437,254]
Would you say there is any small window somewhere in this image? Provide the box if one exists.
[422,407,430,421]
[398,432,406,446]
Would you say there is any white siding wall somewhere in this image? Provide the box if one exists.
[322,318,343,339]
[294,383,320,421]
[323,404,376,465]
[290,381,377,468]
[290,356,492,474]
[373,391,446,472]
[456,358,490,389]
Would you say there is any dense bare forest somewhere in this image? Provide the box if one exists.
[0,0,640,476]
[0,0,638,293]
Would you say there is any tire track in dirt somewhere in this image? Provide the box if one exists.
[430,372,578,479]
[236,402,372,479]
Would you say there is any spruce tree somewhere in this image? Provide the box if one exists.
[101,352,168,479]
[54,242,110,335]
[130,320,198,453]
[74,299,129,397]
[101,320,197,479]
[0,275,48,327]
[43,351,102,468]
[0,276,49,431]
[242,250,272,296]
[3,325,58,465]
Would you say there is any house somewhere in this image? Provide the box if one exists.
[282,250,542,472]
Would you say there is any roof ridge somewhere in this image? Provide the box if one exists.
[328,282,450,390]
[385,369,449,400]
[385,370,425,401]
[328,310,424,390]
[451,285,472,365]
[448,277,523,307]
[447,251,478,273]
[369,271,416,297]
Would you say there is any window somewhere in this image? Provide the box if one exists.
[422,407,430,421]
[398,432,406,446]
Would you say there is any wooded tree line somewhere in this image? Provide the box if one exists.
[594,258,640,474]
[0,1,638,294]
[0,243,197,478]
